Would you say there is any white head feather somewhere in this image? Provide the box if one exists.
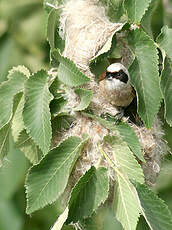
[107,63,129,78]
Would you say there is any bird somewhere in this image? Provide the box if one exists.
[99,63,135,108]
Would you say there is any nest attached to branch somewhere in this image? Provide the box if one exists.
[53,0,167,187]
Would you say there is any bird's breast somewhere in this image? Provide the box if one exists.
[100,79,134,107]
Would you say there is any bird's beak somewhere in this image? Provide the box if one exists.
[99,72,106,81]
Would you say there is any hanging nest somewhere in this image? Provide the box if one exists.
[52,0,167,189]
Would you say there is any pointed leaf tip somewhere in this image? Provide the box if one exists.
[53,49,90,87]
[23,70,53,155]
[129,29,162,128]
[26,136,87,214]
[136,183,172,230]
[67,167,109,223]
[124,0,152,23]
[160,58,172,126]
[157,26,172,62]
[0,71,27,130]
[74,88,92,111]
[113,173,140,230]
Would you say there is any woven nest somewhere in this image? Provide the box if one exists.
[52,0,167,188]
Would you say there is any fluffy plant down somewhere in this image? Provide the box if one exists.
[53,0,168,186]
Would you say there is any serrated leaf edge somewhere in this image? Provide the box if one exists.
[131,29,162,127]
[8,65,30,79]
[115,172,141,230]
[136,183,172,230]
[161,58,172,126]
[57,51,90,86]
[74,88,93,111]
[124,0,152,23]
[68,166,109,220]
[25,136,86,214]
[82,112,144,162]
[23,70,53,154]
[0,71,27,129]
[112,145,144,184]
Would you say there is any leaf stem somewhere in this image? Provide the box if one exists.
[98,142,115,168]
[98,142,131,183]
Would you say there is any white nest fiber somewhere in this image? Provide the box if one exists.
[60,0,123,72]
[56,0,167,186]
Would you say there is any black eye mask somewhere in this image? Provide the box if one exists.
[106,70,128,84]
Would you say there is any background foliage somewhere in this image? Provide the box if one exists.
[0,0,172,229]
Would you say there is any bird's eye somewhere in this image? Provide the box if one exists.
[106,72,113,79]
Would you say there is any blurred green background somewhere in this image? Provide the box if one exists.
[0,0,172,229]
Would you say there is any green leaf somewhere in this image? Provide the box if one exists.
[47,9,59,49]
[150,0,164,39]
[128,29,162,128]
[8,65,30,78]
[141,0,159,38]
[15,130,42,164]
[81,206,123,230]
[67,167,109,223]
[51,49,60,67]
[53,49,90,87]
[104,135,144,183]
[124,0,152,23]
[0,71,27,130]
[115,123,145,162]
[82,112,144,162]
[51,207,69,230]
[49,77,62,99]
[100,0,125,22]
[0,84,29,163]
[47,9,64,51]
[157,26,172,62]
[74,88,92,111]
[90,58,110,79]
[23,70,53,155]
[52,115,75,139]
[113,173,140,230]
[0,123,11,165]
[11,95,25,142]
[160,58,172,126]
[26,136,87,214]
[136,183,172,230]
[107,116,145,162]
[50,97,67,116]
